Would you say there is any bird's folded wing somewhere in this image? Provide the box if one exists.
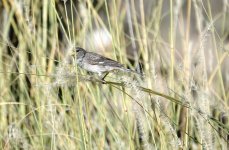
[85,52,124,68]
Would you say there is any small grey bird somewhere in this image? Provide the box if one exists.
[72,47,140,80]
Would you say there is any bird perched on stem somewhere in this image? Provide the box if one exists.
[71,47,142,81]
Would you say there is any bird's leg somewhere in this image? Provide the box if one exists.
[101,72,109,82]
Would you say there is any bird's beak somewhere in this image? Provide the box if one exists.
[70,51,76,57]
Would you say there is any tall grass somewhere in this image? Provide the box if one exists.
[0,0,228,149]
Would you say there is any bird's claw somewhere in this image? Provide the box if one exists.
[102,79,107,84]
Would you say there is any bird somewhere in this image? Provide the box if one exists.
[71,47,142,81]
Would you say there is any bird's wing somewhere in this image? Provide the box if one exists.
[85,52,124,68]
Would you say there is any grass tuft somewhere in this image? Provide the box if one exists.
[0,0,228,149]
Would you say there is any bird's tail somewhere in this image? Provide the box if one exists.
[120,68,144,77]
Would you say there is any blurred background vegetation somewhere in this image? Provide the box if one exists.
[0,0,228,149]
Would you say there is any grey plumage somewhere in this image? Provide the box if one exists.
[72,47,140,79]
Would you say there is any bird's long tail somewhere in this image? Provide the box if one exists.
[120,68,144,77]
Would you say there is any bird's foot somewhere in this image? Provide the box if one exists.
[102,79,107,84]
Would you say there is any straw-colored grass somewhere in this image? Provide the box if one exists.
[0,0,228,149]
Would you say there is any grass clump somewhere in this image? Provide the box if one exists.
[0,0,228,149]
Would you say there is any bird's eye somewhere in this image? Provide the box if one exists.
[75,47,81,52]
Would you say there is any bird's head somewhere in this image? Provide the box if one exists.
[75,47,85,53]
[71,47,87,61]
